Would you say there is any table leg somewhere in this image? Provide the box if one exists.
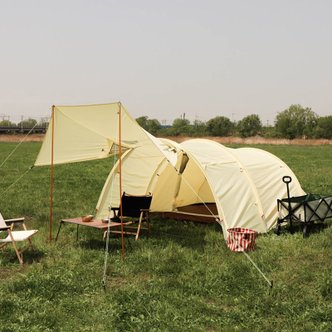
[55,222,63,242]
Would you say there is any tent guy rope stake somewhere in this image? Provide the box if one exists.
[102,160,117,289]
[228,231,273,290]
[242,250,273,290]
[172,152,273,290]
[102,209,112,289]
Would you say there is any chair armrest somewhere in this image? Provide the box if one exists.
[0,226,10,231]
[4,217,26,231]
[4,217,25,225]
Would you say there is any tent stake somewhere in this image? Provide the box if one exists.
[242,250,273,290]
[228,230,273,290]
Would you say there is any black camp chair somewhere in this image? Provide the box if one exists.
[107,192,152,240]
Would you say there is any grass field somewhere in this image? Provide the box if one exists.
[0,142,331,331]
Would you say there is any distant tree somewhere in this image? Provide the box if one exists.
[237,114,262,138]
[206,116,233,136]
[146,119,161,135]
[314,115,332,139]
[18,118,38,128]
[261,125,277,138]
[136,116,148,129]
[0,120,16,127]
[275,105,318,139]
[136,116,161,135]
[192,120,207,137]
[170,118,192,136]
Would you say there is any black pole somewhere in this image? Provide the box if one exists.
[282,176,293,232]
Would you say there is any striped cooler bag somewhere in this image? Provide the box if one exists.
[227,228,257,252]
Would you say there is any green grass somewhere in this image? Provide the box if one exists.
[0,142,331,331]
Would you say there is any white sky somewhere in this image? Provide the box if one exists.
[1,0,331,125]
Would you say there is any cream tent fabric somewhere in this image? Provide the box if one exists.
[35,103,161,166]
[35,103,168,206]
[35,103,305,238]
[173,139,305,233]
[96,139,305,236]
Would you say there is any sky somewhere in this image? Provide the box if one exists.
[1,0,332,125]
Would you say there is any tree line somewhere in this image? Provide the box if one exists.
[0,118,48,134]
[0,118,47,128]
[137,104,332,139]
[1,104,331,139]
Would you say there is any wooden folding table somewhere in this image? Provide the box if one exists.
[55,217,126,241]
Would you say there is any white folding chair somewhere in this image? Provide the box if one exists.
[0,212,38,264]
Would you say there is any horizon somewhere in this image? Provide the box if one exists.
[1,1,331,125]
[1,103,326,128]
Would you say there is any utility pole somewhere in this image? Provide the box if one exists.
[0,114,10,122]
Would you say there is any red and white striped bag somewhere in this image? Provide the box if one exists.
[227,228,257,252]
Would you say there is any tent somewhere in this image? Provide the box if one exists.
[35,102,305,239]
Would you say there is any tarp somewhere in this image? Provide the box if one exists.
[35,103,170,204]
[35,103,305,238]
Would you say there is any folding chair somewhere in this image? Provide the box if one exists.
[0,212,38,264]
[107,192,152,240]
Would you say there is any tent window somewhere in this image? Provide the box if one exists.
[110,144,129,155]
[179,154,189,174]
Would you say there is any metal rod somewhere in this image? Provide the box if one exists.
[118,102,125,258]
[49,105,55,242]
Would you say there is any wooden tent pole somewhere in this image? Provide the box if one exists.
[118,102,125,258]
[49,105,55,242]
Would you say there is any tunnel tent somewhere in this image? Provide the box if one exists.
[96,137,305,237]
[173,139,305,233]
[35,102,305,240]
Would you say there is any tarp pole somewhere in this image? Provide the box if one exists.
[118,102,125,258]
[49,105,55,242]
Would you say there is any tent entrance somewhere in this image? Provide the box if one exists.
[156,203,218,224]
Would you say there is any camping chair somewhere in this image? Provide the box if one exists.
[0,212,38,264]
[106,192,152,240]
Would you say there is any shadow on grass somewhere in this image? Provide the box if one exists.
[149,218,221,251]
[23,249,45,263]
[78,235,136,253]
[1,248,45,265]
[275,219,331,237]
[64,218,221,253]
